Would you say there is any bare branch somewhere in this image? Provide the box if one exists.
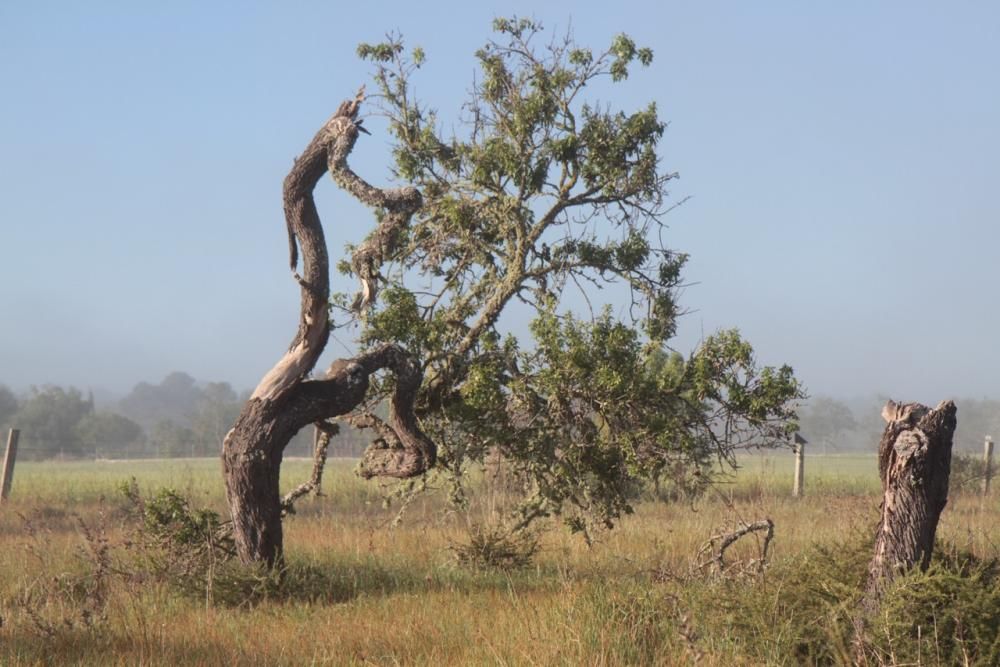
[324,90,423,312]
[696,519,775,576]
[250,93,369,403]
[281,421,338,514]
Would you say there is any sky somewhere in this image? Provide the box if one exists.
[1,1,998,405]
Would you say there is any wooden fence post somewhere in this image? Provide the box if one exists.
[984,436,994,497]
[1,428,20,502]
[792,432,806,498]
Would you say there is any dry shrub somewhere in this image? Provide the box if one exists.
[670,536,1000,666]
[450,523,540,571]
[9,509,115,639]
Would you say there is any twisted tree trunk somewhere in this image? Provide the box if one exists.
[860,399,957,614]
[222,91,434,566]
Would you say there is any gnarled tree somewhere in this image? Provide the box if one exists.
[222,92,434,565]
[224,18,803,566]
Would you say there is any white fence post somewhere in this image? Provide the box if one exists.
[792,432,806,498]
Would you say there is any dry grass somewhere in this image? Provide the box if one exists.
[0,454,997,665]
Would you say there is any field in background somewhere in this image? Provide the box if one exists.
[1,454,996,665]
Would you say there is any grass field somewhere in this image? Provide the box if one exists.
[1,453,997,666]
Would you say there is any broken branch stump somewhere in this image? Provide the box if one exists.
[860,399,957,615]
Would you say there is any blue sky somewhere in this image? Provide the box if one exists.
[1,1,998,404]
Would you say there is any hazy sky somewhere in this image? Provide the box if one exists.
[2,1,998,404]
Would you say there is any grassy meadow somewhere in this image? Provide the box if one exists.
[1,453,998,666]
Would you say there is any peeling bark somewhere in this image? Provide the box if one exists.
[860,399,957,614]
[222,91,435,566]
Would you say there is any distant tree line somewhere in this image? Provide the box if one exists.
[798,395,999,453]
[2,378,995,460]
[0,373,370,460]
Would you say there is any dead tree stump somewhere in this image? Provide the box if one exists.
[860,399,957,615]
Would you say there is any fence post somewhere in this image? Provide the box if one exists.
[984,436,994,497]
[792,432,806,498]
[1,428,20,502]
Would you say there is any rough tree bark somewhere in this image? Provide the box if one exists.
[222,91,435,566]
[859,399,957,615]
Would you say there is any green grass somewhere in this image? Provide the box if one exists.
[1,454,997,666]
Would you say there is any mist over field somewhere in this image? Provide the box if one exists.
[2,5,999,663]
[2,4,999,406]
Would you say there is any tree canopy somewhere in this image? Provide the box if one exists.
[218,18,803,565]
[332,18,803,534]
[11,386,94,458]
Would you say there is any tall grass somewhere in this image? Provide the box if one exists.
[1,454,997,665]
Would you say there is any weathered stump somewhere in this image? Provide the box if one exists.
[860,399,957,614]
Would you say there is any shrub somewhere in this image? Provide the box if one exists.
[671,538,1000,665]
[864,547,1000,666]
[450,523,540,571]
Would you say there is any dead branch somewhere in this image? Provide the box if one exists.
[280,421,338,515]
[696,518,774,576]
[322,87,422,312]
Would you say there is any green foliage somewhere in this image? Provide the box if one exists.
[118,371,201,429]
[862,547,1000,666]
[112,481,294,609]
[75,412,144,457]
[345,18,802,535]
[12,385,94,458]
[0,384,18,427]
[147,418,196,457]
[951,452,990,492]
[670,538,1000,666]
[798,396,859,453]
[190,381,241,452]
[119,481,231,551]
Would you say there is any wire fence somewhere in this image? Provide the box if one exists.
[1,433,370,462]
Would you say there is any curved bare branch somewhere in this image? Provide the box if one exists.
[224,90,436,565]
[324,103,423,312]
[353,344,437,479]
[250,91,367,403]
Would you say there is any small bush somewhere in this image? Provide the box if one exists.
[9,509,115,639]
[863,548,1000,666]
[671,537,1000,665]
[117,480,239,602]
[450,523,540,570]
[119,479,232,551]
